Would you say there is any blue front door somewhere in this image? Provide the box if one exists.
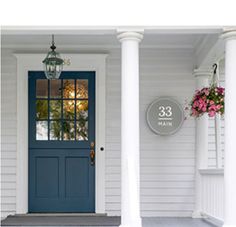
[28,71,95,212]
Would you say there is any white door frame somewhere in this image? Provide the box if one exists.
[15,53,107,214]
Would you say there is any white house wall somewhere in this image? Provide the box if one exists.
[2,47,197,218]
[208,118,225,168]
[106,48,196,217]
[1,49,17,219]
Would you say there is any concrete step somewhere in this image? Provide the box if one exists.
[1,216,217,227]
[1,215,120,226]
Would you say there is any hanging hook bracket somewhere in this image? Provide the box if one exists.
[212,63,217,75]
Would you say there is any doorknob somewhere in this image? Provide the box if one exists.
[90,141,95,148]
[90,150,95,166]
[90,141,95,165]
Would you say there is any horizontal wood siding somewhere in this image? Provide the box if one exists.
[106,48,195,217]
[1,49,17,219]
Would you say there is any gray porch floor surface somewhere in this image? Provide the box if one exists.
[1,215,217,227]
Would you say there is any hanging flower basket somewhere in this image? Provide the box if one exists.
[190,85,225,118]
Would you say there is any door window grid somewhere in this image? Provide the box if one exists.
[36,79,89,141]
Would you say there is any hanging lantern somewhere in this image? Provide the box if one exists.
[42,35,64,79]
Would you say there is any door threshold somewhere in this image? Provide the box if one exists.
[14,213,107,217]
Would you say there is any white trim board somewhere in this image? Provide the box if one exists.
[15,53,107,214]
[2,26,223,35]
[199,168,224,175]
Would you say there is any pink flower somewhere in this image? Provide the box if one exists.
[193,101,199,108]
[208,111,216,117]
[191,108,198,116]
[203,88,209,96]
[209,105,217,111]
[199,98,204,104]
[195,90,201,95]
[217,87,225,95]
[190,85,225,118]
[209,100,215,105]
[216,104,221,110]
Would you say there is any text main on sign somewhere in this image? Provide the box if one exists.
[146,97,184,136]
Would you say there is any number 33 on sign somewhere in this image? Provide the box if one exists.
[158,106,173,126]
[147,97,184,136]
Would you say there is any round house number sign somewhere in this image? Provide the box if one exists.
[146,97,184,136]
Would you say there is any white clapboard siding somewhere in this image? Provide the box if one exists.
[207,63,225,168]
[106,48,195,217]
[1,49,17,219]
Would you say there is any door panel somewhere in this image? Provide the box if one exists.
[35,157,59,198]
[28,71,95,212]
[65,157,89,197]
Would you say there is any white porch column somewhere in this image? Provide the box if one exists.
[117,31,143,227]
[222,30,236,227]
[192,70,211,218]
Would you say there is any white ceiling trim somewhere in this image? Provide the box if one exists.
[1,44,196,50]
[1,26,224,35]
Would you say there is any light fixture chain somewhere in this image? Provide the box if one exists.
[52,34,55,45]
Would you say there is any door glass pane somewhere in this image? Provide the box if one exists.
[76,100,88,140]
[76,100,88,119]
[50,121,62,140]
[36,100,48,119]
[36,80,48,98]
[63,121,75,140]
[63,80,75,99]
[34,77,91,142]
[76,121,88,141]
[76,80,88,99]
[63,100,75,119]
[50,80,61,98]
[36,121,48,140]
[50,100,62,119]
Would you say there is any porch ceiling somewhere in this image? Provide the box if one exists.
[1,33,217,49]
[1,27,222,69]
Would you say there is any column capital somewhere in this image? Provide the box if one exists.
[193,69,212,79]
[221,28,236,41]
[117,31,143,43]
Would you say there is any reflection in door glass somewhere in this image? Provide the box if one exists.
[63,80,75,99]
[76,121,88,141]
[76,100,88,118]
[63,121,75,140]
[36,100,48,119]
[76,80,88,98]
[50,100,62,119]
[63,100,75,119]
[76,100,88,140]
[36,80,48,98]
[50,80,61,98]
[35,78,90,141]
[50,121,62,140]
[36,121,48,140]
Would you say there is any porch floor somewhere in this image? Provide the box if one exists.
[1,215,217,227]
